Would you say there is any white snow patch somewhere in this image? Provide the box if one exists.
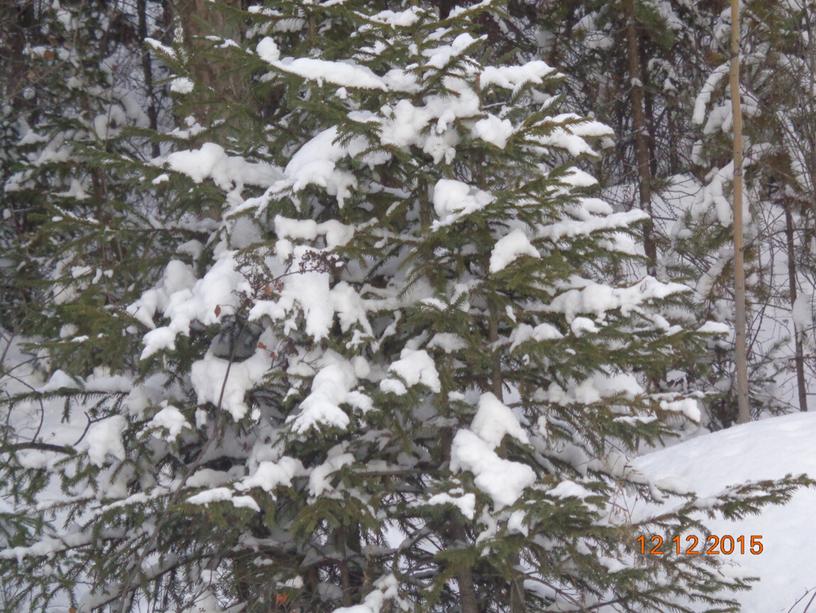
[190,350,271,420]
[148,404,191,441]
[546,372,643,406]
[237,457,304,494]
[170,77,194,94]
[697,321,731,334]
[549,480,594,499]
[309,452,354,498]
[489,229,539,273]
[548,276,689,321]
[432,179,493,227]
[508,322,563,351]
[365,7,423,27]
[140,253,249,359]
[288,354,357,433]
[480,60,556,91]
[186,487,260,513]
[793,293,813,333]
[634,412,816,612]
[267,57,386,90]
[40,369,80,392]
[423,33,479,69]
[380,349,440,394]
[470,392,529,449]
[274,215,354,248]
[83,416,127,466]
[427,333,467,353]
[256,37,280,63]
[427,492,476,520]
[471,114,514,149]
[160,143,280,191]
[450,430,535,508]
[332,574,400,613]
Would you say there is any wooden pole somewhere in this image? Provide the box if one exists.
[730,0,751,424]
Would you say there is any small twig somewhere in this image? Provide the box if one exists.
[72,412,96,447]
[216,319,245,413]
[0,369,48,447]
[792,587,816,613]
[0,332,14,368]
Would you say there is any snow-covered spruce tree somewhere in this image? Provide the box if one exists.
[0,1,809,612]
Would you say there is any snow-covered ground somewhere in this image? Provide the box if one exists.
[634,413,816,612]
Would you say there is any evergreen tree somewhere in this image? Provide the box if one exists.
[0,2,809,612]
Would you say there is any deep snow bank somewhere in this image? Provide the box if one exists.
[633,413,816,612]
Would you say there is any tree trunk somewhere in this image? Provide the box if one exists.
[730,0,751,424]
[623,0,657,275]
[785,204,808,412]
[449,520,480,613]
[172,0,246,124]
[137,0,160,157]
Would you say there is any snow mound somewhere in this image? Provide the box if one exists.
[633,413,816,612]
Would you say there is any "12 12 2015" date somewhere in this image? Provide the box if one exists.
[636,534,764,556]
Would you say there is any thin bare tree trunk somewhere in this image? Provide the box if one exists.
[623,0,657,275]
[785,205,808,412]
[730,0,751,424]
[137,0,160,157]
